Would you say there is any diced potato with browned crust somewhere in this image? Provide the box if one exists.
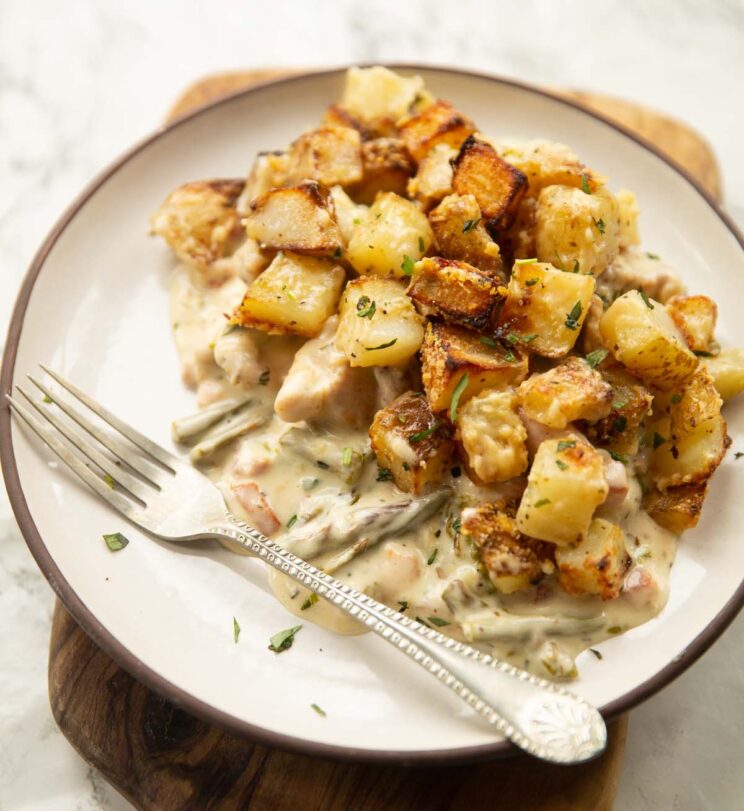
[616,189,641,248]
[421,321,529,413]
[369,391,454,494]
[452,136,528,231]
[643,482,708,534]
[321,104,373,139]
[407,144,456,210]
[329,185,368,243]
[244,182,344,256]
[285,127,363,188]
[585,371,653,456]
[340,66,425,125]
[554,518,630,599]
[580,294,606,355]
[231,252,345,337]
[350,138,415,204]
[407,257,503,331]
[700,347,744,401]
[665,295,718,354]
[599,290,698,391]
[649,368,728,489]
[517,357,613,429]
[237,152,289,215]
[535,185,620,277]
[335,277,424,367]
[461,502,554,594]
[495,262,596,358]
[516,438,609,545]
[427,194,503,276]
[399,100,476,162]
[150,179,244,268]
[346,192,433,278]
[458,390,528,484]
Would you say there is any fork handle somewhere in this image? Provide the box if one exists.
[208,519,606,764]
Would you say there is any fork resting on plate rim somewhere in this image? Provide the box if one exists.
[6,366,607,764]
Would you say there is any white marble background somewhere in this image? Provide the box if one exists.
[1,0,743,808]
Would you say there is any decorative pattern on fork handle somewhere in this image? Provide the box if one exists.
[210,517,607,764]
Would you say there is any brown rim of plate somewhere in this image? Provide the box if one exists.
[1,64,743,766]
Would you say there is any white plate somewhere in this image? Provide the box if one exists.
[2,66,743,763]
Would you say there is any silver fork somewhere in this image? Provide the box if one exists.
[6,366,606,764]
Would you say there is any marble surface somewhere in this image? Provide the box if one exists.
[1,0,743,808]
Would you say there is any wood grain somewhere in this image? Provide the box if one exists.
[48,68,722,811]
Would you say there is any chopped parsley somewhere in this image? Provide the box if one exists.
[376,466,393,482]
[462,218,481,233]
[316,460,330,469]
[607,625,623,635]
[585,348,608,368]
[572,260,580,274]
[427,548,438,566]
[401,254,415,276]
[589,648,603,660]
[451,516,462,535]
[311,703,326,717]
[427,616,451,627]
[418,236,425,252]
[557,439,576,452]
[268,625,302,653]
[398,600,409,613]
[593,217,606,234]
[449,373,469,423]
[556,459,569,470]
[342,447,354,466]
[671,393,683,404]
[103,532,129,552]
[233,617,241,643]
[639,290,654,309]
[534,498,551,508]
[356,296,376,319]
[301,593,319,611]
[503,348,516,362]
[301,477,319,491]
[612,398,628,410]
[42,394,53,404]
[646,252,660,260]
[415,616,430,627]
[609,450,628,463]
[525,278,539,286]
[286,514,298,529]
[653,432,667,449]
[479,335,498,347]
[365,338,397,351]
[735,452,744,460]
[565,300,583,330]
[514,257,537,265]
[258,369,271,385]
[581,173,592,194]
[410,422,441,443]
[103,474,115,490]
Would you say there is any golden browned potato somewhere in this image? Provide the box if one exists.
[700,348,744,401]
[496,261,596,358]
[321,104,373,139]
[329,185,368,243]
[516,438,608,545]
[237,153,289,214]
[495,139,603,195]
[350,138,415,204]
[244,182,344,256]
[643,482,708,534]
[616,189,641,248]
[399,99,476,162]
[335,276,424,367]
[285,127,363,188]
[665,294,718,354]
[150,179,244,268]
[461,502,554,594]
[599,290,698,391]
[427,193,503,276]
[421,321,529,413]
[340,66,425,126]
[585,371,653,456]
[369,391,454,494]
[517,357,613,429]
[452,136,527,230]
[554,518,630,600]
[231,251,345,336]
[407,144,456,210]
[407,257,503,330]
[346,192,433,278]
[458,389,528,484]
[534,185,620,277]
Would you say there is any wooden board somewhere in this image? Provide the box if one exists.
[48,68,722,811]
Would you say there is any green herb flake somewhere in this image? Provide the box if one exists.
[572,260,580,274]
[609,450,628,463]
[103,532,129,552]
[285,290,296,302]
[653,432,667,449]
[581,173,592,194]
[301,592,319,611]
[589,648,603,660]
[301,477,319,491]
[356,296,376,319]
[233,617,241,643]
[612,416,628,433]
[449,373,469,423]
[316,460,330,469]
[398,600,409,613]
[565,300,583,330]
[534,498,551,508]
[607,625,623,635]
[365,338,397,351]
[286,514,298,530]
[639,290,654,309]
[646,252,660,260]
[593,217,606,234]
[418,236,425,252]
[557,440,576,452]
[42,395,53,404]
[734,452,744,460]
[311,703,326,717]
[556,459,569,470]
[514,257,537,265]
[525,278,539,286]
[376,467,393,482]
[259,369,271,386]
[268,625,302,653]
[585,348,608,368]
[401,254,415,276]
[410,422,440,443]
[427,616,451,627]
[427,548,438,566]
[462,218,481,233]
[416,616,430,627]
[612,398,628,411]
[103,474,116,490]
[670,393,682,404]
[522,333,537,344]
[452,516,462,535]
[479,335,498,347]
[503,348,516,362]
[342,447,354,466]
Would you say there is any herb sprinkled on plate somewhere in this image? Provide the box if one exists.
[268,625,302,653]
[103,532,129,552]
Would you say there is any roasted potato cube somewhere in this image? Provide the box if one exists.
[585,373,653,456]
[643,482,708,534]
[649,368,728,489]
[150,179,244,268]
[407,257,503,331]
[350,138,415,204]
[407,144,456,210]
[369,391,454,494]
[340,66,425,124]
[346,192,433,278]
[231,251,344,336]
[535,185,620,278]
[516,438,609,545]
[517,357,613,429]
[599,290,698,391]
[321,104,373,139]
[666,295,718,354]
[335,277,424,367]
[452,136,527,231]
[495,139,603,195]
[616,189,641,248]
[700,347,744,401]
[461,502,554,594]
[237,152,289,214]
[428,194,503,276]
[496,262,596,358]
[554,518,630,599]
[329,185,368,244]
[285,127,363,188]
[399,99,476,162]
[244,182,344,256]
[458,390,528,484]
[421,321,529,413]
